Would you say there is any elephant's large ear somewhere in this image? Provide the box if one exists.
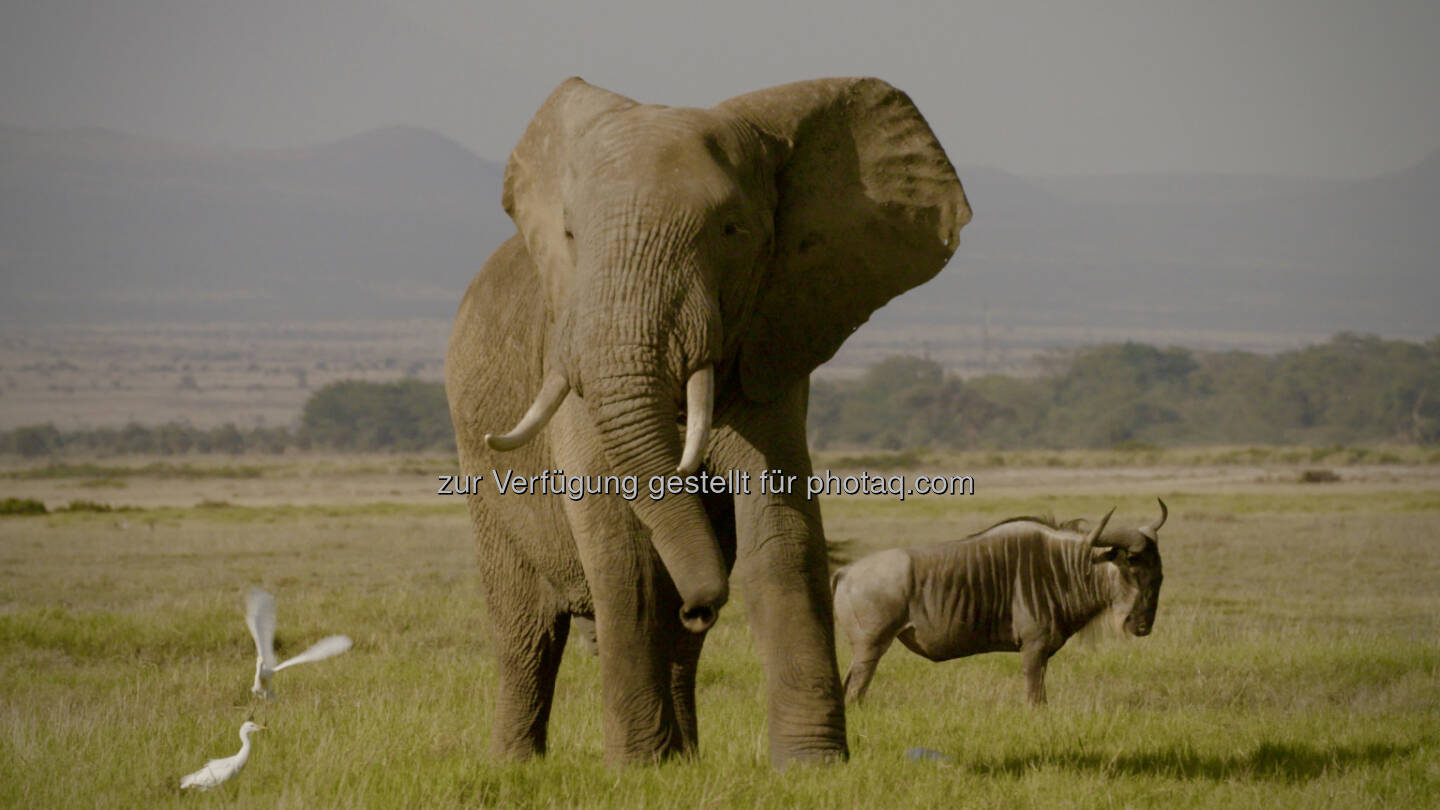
[716,78,971,402]
[503,78,636,302]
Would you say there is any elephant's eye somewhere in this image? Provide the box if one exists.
[722,221,739,237]
[564,228,574,241]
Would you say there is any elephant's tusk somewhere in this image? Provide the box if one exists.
[485,374,570,451]
[676,365,713,475]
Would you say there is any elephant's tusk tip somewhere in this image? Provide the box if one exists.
[484,374,570,453]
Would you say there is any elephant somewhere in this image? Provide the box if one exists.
[445,76,971,767]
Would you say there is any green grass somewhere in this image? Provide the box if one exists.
[2,487,1437,807]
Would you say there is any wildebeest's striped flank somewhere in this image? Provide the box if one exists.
[832,500,1167,704]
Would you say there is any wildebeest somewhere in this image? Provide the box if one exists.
[832,500,1166,705]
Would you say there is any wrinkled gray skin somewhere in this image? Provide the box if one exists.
[446,77,970,767]
[833,501,1166,705]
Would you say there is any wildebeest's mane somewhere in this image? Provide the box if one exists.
[966,514,1087,539]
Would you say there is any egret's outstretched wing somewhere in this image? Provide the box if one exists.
[245,587,277,669]
[275,634,353,671]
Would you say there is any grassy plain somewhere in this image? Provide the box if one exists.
[1,453,1437,808]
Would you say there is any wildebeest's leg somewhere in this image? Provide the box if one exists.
[1021,642,1049,705]
[843,626,900,704]
[833,548,912,704]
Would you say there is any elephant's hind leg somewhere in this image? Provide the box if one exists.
[479,545,571,759]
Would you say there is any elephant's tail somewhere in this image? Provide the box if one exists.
[829,565,846,597]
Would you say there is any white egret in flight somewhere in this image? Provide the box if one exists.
[245,587,352,699]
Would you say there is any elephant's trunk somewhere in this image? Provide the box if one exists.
[582,346,727,633]
[566,211,728,631]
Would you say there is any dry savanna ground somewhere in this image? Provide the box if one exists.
[0,321,450,430]
[2,452,1437,808]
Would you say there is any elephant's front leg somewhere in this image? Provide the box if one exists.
[564,506,689,761]
[471,526,571,759]
[664,489,734,755]
[711,386,848,767]
[664,622,706,755]
[551,405,685,763]
[584,541,686,762]
[732,495,848,765]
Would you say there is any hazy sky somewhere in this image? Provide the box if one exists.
[2,0,1438,178]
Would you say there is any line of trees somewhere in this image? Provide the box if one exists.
[1,379,453,457]
[1,422,296,458]
[808,333,1440,450]
[2,333,1436,458]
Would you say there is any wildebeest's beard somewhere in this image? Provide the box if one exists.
[1076,564,1137,642]
[1123,547,1163,636]
[1091,502,1165,637]
[1090,542,1162,637]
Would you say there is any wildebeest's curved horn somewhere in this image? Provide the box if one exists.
[1085,507,1116,549]
[1140,498,1168,542]
[485,373,570,451]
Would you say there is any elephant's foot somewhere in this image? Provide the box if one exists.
[767,701,849,768]
[605,733,687,766]
[490,734,546,761]
[490,640,567,759]
[771,744,849,769]
[599,676,688,765]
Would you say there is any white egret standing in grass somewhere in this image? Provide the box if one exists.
[179,720,265,790]
[245,587,353,699]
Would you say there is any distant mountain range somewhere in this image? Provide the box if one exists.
[0,124,508,321]
[1,123,1436,341]
[878,153,1440,338]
